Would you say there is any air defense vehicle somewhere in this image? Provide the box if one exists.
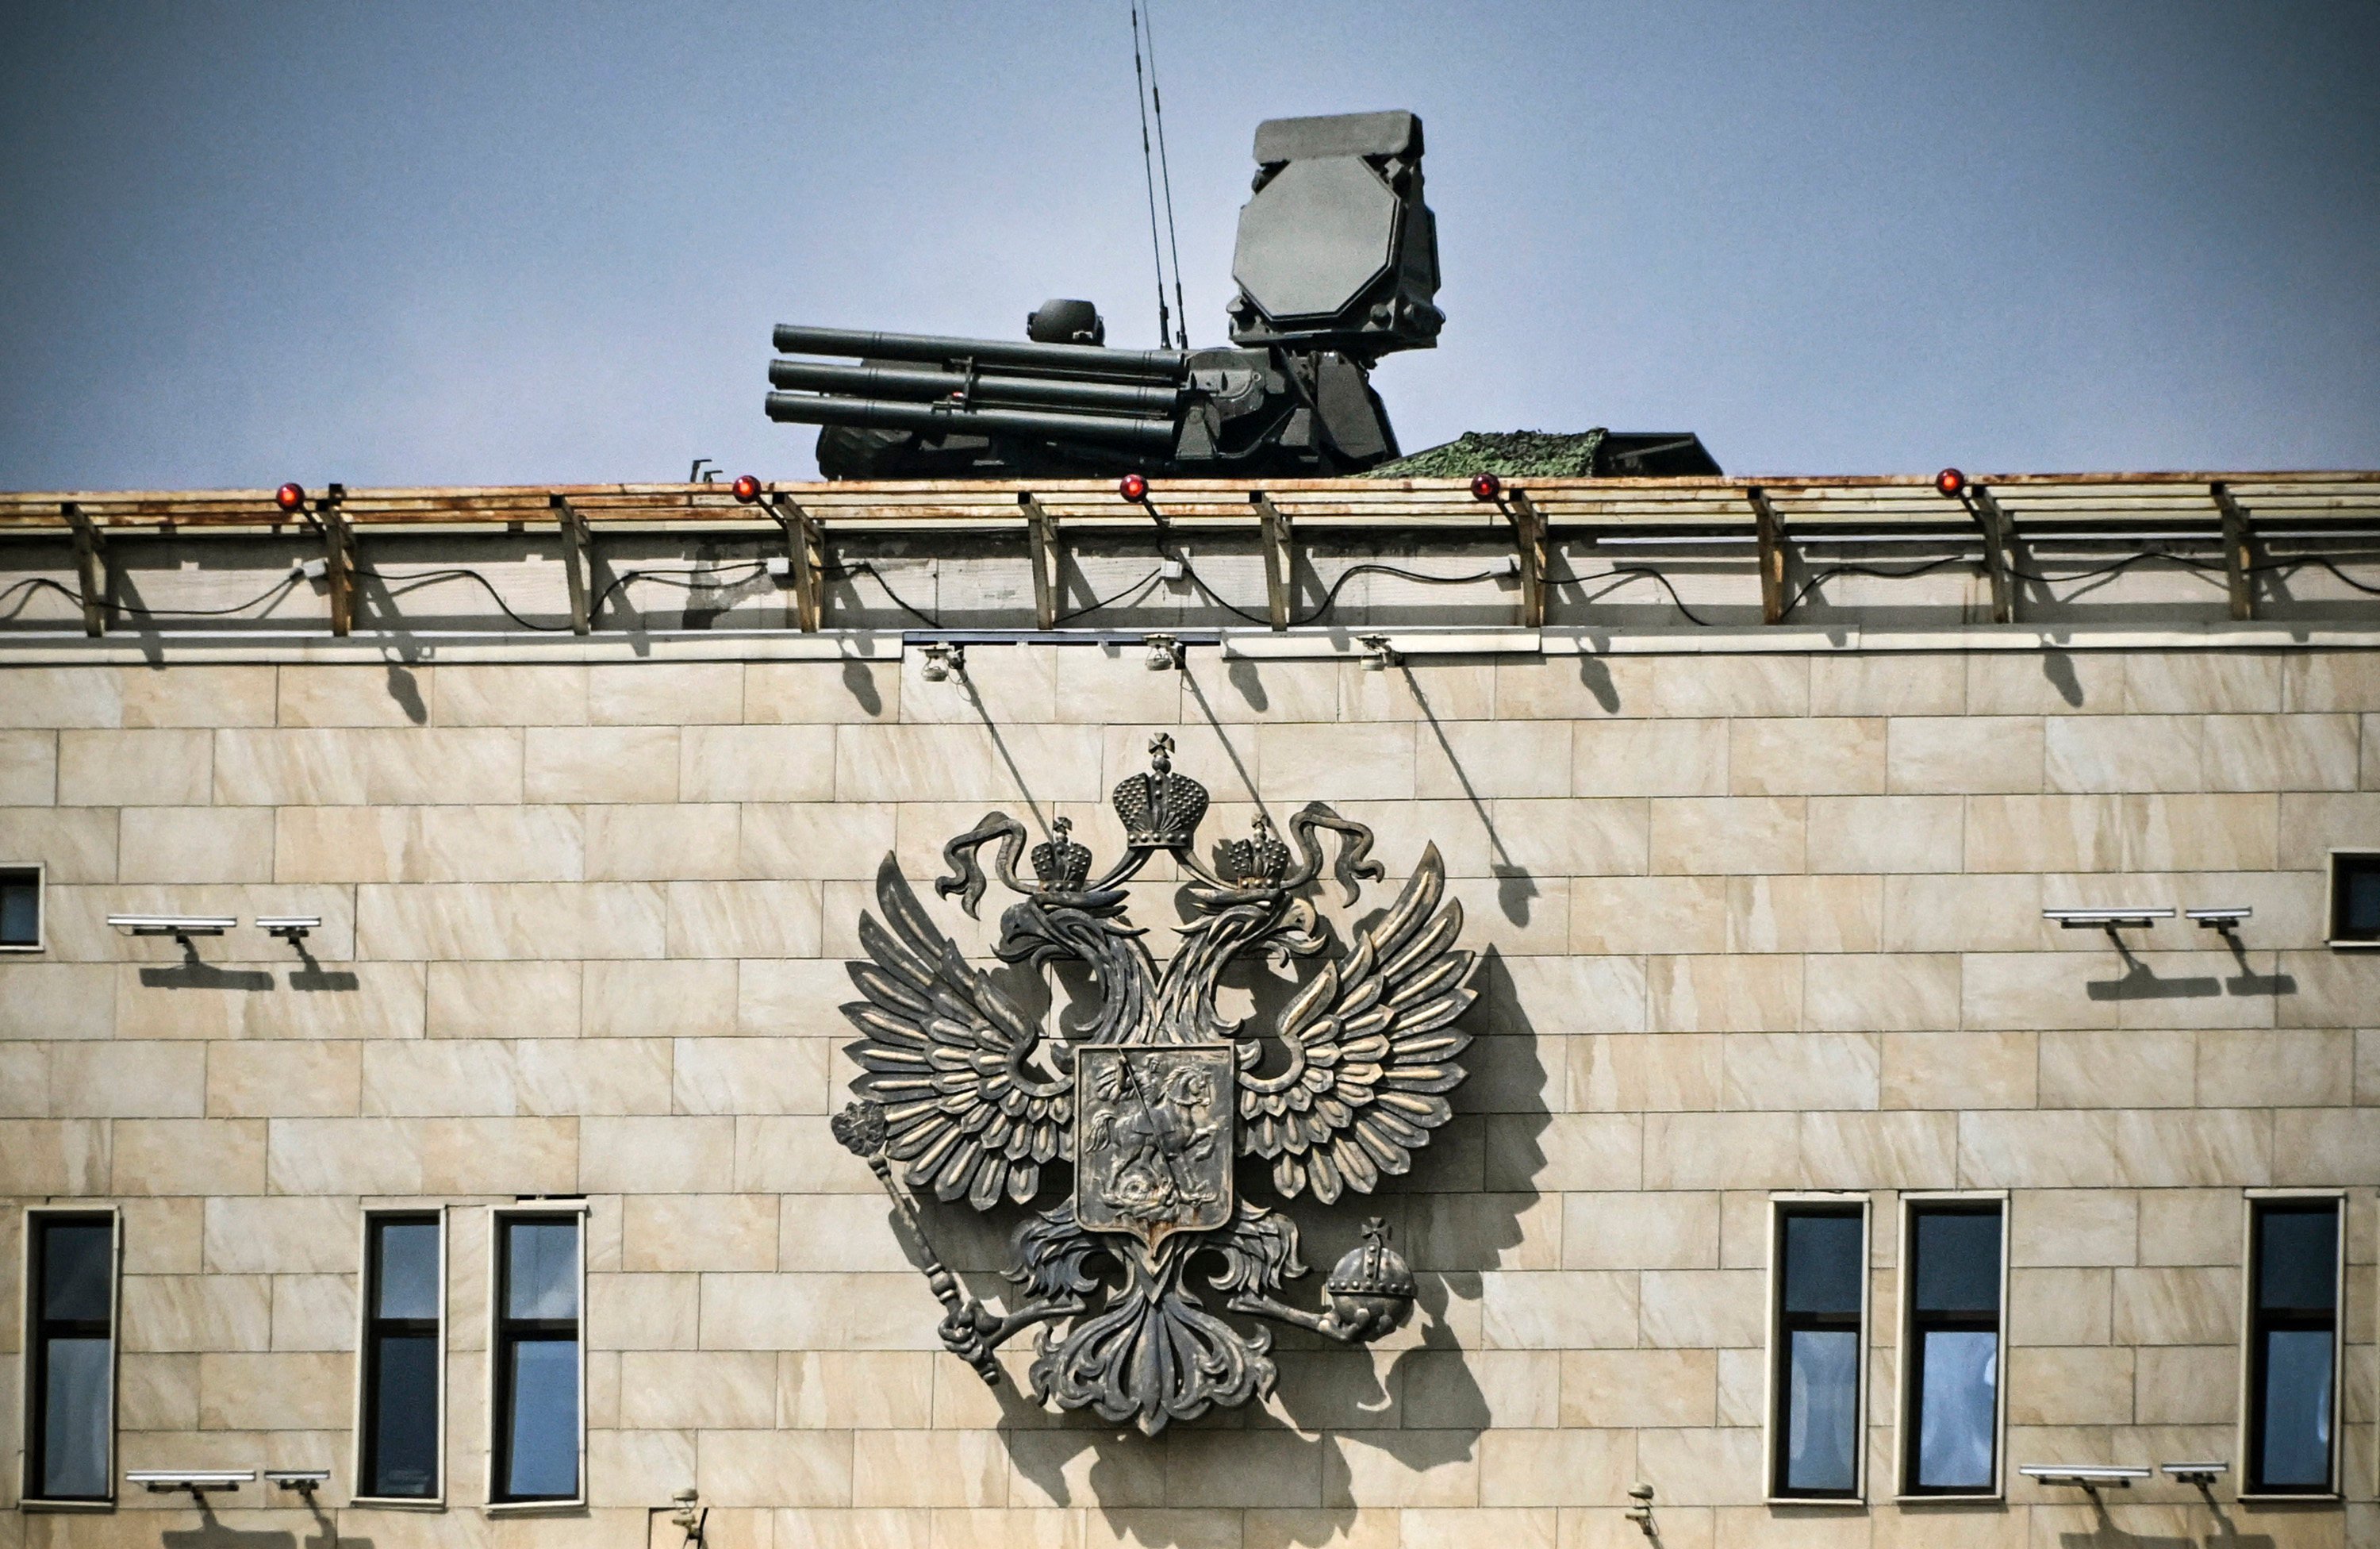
[764,110,1718,479]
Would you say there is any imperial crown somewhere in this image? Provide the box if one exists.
[1111,733,1209,848]
[1031,817,1094,890]
[1215,813,1291,884]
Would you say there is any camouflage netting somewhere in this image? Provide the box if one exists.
[1363,429,1609,479]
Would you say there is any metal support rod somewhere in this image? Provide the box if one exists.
[769,498,826,632]
[1250,491,1293,632]
[61,502,109,637]
[1021,494,1059,631]
[1966,485,2018,624]
[553,494,593,635]
[316,483,358,636]
[1503,489,1548,628]
[2212,482,2255,621]
[1748,486,1789,625]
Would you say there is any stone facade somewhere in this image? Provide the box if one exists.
[2,639,2375,1549]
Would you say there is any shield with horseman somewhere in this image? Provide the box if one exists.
[1074,1045,1236,1248]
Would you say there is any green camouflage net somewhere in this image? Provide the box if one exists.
[1363,429,1609,479]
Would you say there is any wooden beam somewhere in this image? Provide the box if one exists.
[316,484,359,636]
[1967,485,2018,625]
[1021,494,1059,631]
[1748,486,1789,625]
[2211,482,2255,621]
[1503,489,1548,628]
[770,498,826,632]
[553,494,592,635]
[1250,491,1293,631]
[60,502,109,637]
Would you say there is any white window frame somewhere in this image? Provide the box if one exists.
[1891,1190,2010,1503]
[19,1204,121,1510]
[2324,848,2380,949]
[2236,1188,2347,1501]
[1764,1191,1872,1505]
[0,860,47,953]
[351,1205,448,1510]
[484,1202,588,1515]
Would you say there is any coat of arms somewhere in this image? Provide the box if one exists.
[831,734,1476,1433]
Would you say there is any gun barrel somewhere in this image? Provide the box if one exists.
[768,359,1181,417]
[766,392,1179,451]
[773,325,1189,383]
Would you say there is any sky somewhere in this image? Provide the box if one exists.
[2,0,2376,490]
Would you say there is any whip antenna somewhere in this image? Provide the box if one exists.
[1141,0,1191,348]
[1129,5,1173,350]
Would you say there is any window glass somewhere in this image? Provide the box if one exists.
[1782,1213,1862,1316]
[1772,1203,1863,1498]
[376,1221,442,1320]
[1903,1201,2002,1496]
[503,1339,580,1498]
[2334,854,2380,939]
[39,1339,111,1498]
[2259,1330,2334,1488]
[2247,1199,2340,1494]
[2257,1209,2337,1313]
[1915,1330,1998,1489]
[0,872,37,944]
[30,1216,114,1501]
[506,1221,579,1320]
[368,1334,441,1497]
[1912,1211,1999,1314]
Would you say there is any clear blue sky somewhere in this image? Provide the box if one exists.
[2,0,2374,489]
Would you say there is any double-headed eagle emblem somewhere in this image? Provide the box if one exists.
[831,734,1476,1433]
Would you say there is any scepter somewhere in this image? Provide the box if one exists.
[830,1100,1003,1386]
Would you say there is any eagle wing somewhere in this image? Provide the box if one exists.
[841,858,1071,1210]
[1236,844,1475,1202]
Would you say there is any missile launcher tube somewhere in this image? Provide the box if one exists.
[764,391,1179,450]
[766,358,1181,417]
[770,325,1189,383]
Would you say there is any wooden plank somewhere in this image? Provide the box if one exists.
[2211,482,2255,621]
[317,485,359,636]
[1503,490,1547,628]
[1021,494,1058,631]
[769,498,825,632]
[1967,485,2018,625]
[1748,486,1788,625]
[553,495,592,636]
[1250,492,1293,631]
[60,502,109,637]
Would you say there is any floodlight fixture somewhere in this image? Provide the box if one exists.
[108,914,236,944]
[2020,1464,2151,1493]
[2043,907,2173,932]
[1143,633,1184,671]
[2185,906,2251,933]
[2161,1461,2226,1487]
[1357,634,1401,671]
[919,642,965,682]
[256,916,321,943]
[129,1469,255,1499]
[263,1469,331,1496]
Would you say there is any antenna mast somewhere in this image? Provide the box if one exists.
[1129,4,1176,350]
[1140,1,1192,348]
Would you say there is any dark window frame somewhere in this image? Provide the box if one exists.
[1767,1195,1868,1502]
[355,1209,445,1506]
[1897,1194,2006,1501]
[2240,1193,2343,1499]
[22,1206,119,1507]
[2326,849,2380,947]
[488,1209,584,1509]
[0,861,45,953]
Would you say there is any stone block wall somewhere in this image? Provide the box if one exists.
[1,642,2376,1549]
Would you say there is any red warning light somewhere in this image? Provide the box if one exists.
[731,474,762,504]
[274,482,306,513]
[1119,472,1150,502]
[1471,473,1503,502]
[1934,467,1967,498]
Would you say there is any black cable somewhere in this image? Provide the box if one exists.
[589,563,770,620]
[827,560,944,628]
[0,576,87,620]
[107,573,304,618]
[1177,556,1521,629]
[1553,564,1718,627]
[1780,555,1976,618]
[1053,567,1167,625]
[2282,556,2380,597]
[353,566,576,632]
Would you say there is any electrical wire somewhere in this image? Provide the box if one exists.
[351,566,575,632]
[1779,554,1977,618]
[1053,566,1168,625]
[827,560,944,628]
[1139,0,1191,349]
[0,576,87,620]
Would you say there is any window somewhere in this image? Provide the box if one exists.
[357,1211,443,1503]
[2242,1196,2341,1496]
[0,863,43,951]
[1768,1197,1867,1501]
[1899,1197,2004,1497]
[490,1210,582,1506]
[2328,850,2380,947]
[24,1209,118,1503]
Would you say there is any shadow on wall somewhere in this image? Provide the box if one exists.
[2044,1488,2288,1547]
[911,944,1549,1547]
[155,1503,365,1549]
